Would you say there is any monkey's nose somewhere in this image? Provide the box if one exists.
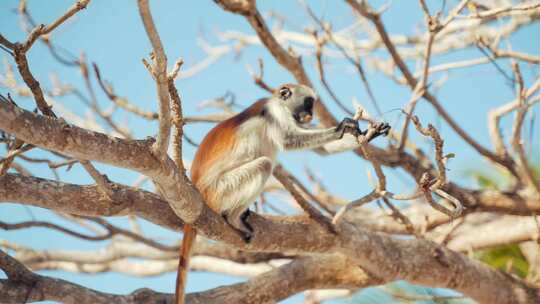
[304,96,314,109]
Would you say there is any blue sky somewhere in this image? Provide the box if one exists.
[1,0,539,303]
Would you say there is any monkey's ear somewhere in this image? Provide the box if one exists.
[279,86,292,100]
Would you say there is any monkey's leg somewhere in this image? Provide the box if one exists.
[220,212,251,242]
[216,156,273,242]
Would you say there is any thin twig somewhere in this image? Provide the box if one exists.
[79,57,131,138]
[0,143,34,176]
[302,1,381,116]
[312,31,354,116]
[345,0,515,176]
[93,63,158,120]
[40,0,91,36]
[79,160,115,199]
[137,0,171,159]
[459,1,540,20]
[168,58,186,174]
[381,197,418,236]
[510,63,540,194]
[273,165,336,234]
[247,58,273,93]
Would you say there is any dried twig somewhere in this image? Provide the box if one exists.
[312,31,354,116]
[302,1,381,116]
[93,63,159,120]
[215,0,337,126]
[510,63,540,194]
[247,58,273,93]
[168,59,186,174]
[137,0,171,159]
[273,165,336,234]
[345,0,515,175]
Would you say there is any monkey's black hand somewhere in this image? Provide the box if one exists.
[366,122,391,142]
[337,117,362,138]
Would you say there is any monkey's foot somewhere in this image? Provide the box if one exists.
[240,209,254,233]
[232,227,252,244]
[241,230,252,243]
[221,211,253,244]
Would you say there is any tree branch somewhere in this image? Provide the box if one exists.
[345,0,517,175]
[0,173,182,231]
[137,0,171,159]
[0,249,375,304]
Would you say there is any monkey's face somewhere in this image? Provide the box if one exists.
[275,84,316,124]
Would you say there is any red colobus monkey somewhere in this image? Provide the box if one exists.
[175,83,390,304]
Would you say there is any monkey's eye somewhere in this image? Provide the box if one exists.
[279,86,292,100]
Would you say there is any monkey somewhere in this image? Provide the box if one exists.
[175,83,390,304]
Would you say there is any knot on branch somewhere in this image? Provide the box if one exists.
[213,0,255,16]
[76,0,91,10]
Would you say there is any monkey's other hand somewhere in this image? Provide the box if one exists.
[337,117,361,138]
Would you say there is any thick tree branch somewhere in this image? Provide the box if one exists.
[0,173,182,231]
[188,255,378,304]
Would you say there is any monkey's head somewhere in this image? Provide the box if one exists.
[274,84,316,124]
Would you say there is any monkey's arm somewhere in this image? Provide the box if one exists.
[314,122,392,154]
[283,119,390,151]
[283,118,361,150]
[314,134,359,155]
[283,127,341,150]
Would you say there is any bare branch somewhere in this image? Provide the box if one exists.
[215,0,338,126]
[0,250,376,304]
[459,1,540,20]
[0,173,183,231]
[93,63,158,120]
[40,0,91,36]
[510,63,540,194]
[273,165,336,234]
[168,59,186,174]
[247,58,274,93]
[345,0,516,175]
[137,0,171,159]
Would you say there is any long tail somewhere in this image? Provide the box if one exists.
[175,224,197,304]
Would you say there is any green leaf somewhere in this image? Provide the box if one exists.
[476,244,529,278]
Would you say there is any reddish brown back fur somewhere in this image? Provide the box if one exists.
[190,98,268,210]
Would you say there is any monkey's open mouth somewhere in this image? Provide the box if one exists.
[294,111,313,124]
